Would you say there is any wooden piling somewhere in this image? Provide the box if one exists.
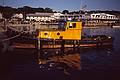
[60,39,65,55]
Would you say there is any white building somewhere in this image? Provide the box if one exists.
[26,12,63,22]
[12,13,23,19]
[0,13,2,19]
[52,13,64,19]
[26,13,53,21]
[90,13,118,20]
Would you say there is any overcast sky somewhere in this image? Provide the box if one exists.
[0,0,120,11]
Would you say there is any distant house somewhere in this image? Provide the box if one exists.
[0,13,2,19]
[52,13,63,20]
[26,12,63,22]
[26,13,54,22]
[12,13,23,19]
[90,13,118,20]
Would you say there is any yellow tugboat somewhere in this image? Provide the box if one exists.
[37,21,83,40]
[35,20,84,52]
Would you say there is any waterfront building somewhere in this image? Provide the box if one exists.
[12,13,23,19]
[90,13,118,20]
[26,12,63,22]
[25,12,119,27]
[26,12,118,22]
[52,13,64,20]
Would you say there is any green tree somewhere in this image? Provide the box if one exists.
[44,7,53,13]
[62,10,69,14]
[2,6,15,19]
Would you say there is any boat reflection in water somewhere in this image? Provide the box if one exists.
[34,47,81,75]
[35,45,113,74]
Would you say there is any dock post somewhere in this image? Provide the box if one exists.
[37,38,42,63]
[73,40,76,50]
[53,39,55,48]
[76,40,80,51]
[38,38,41,50]
[60,39,65,55]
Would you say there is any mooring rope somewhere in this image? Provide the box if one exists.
[1,34,21,42]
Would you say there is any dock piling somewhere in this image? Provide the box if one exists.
[60,39,65,55]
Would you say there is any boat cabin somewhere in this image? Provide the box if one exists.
[37,21,83,40]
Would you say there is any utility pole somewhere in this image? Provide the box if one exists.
[79,0,82,21]
[80,0,82,11]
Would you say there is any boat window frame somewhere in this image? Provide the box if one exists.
[69,23,76,28]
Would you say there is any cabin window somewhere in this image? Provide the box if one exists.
[72,23,76,28]
[69,23,76,28]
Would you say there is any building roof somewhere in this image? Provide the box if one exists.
[27,13,54,17]
[91,13,116,16]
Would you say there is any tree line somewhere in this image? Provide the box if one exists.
[0,6,53,19]
[0,6,120,19]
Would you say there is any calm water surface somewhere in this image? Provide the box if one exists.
[82,28,120,70]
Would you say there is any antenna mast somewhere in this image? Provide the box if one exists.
[80,0,82,11]
[79,0,82,21]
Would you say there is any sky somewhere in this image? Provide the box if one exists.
[0,0,120,11]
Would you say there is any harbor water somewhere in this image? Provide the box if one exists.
[0,27,120,80]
